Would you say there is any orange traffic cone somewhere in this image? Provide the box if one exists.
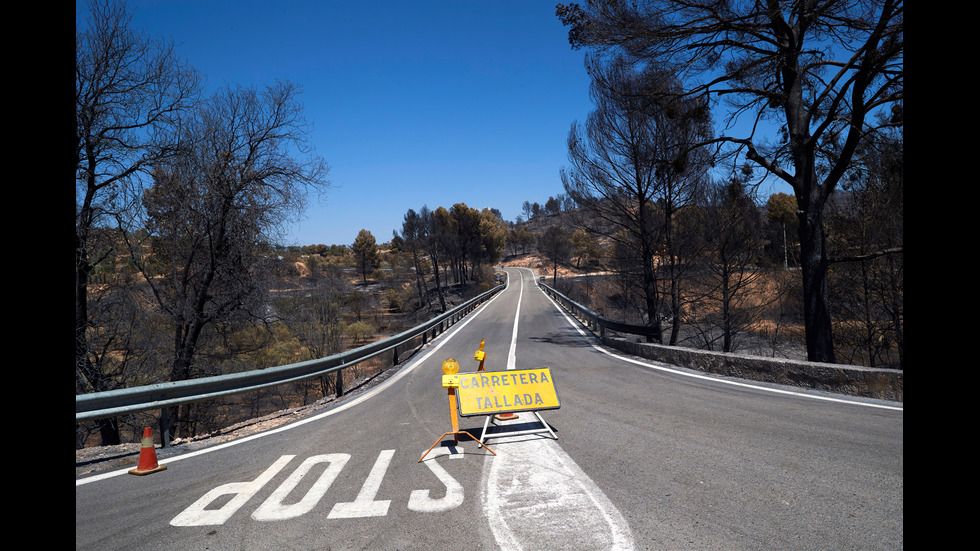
[128,427,168,476]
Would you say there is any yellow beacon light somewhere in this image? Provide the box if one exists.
[442,359,460,388]
[442,358,460,375]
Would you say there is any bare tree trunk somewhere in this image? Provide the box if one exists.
[638,202,663,344]
[430,254,447,311]
[797,203,836,364]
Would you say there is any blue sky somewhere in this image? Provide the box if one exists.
[86,0,598,247]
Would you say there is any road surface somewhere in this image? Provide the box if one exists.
[75,267,903,550]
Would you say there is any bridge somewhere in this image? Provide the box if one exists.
[75,267,903,550]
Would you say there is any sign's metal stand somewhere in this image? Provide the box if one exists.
[478,410,557,445]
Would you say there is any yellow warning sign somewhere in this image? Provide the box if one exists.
[456,368,560,417]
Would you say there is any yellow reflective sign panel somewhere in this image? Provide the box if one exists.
[456,368,560,417]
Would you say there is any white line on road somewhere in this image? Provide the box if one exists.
[507,269,524,370]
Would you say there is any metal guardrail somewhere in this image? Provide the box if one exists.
[76,284,505,424]
[540,281,659,339]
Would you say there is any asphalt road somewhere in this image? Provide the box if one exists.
[75,267,903,550]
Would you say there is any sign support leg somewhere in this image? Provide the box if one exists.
[419,373,496,463]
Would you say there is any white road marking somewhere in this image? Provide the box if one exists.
[170,455,295,526]
[328,449,395,518]
[251,453,350,521]
[507,270,523,370]
[409,446,465,512]
[481,426,634,550]
[171,448,469,525]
